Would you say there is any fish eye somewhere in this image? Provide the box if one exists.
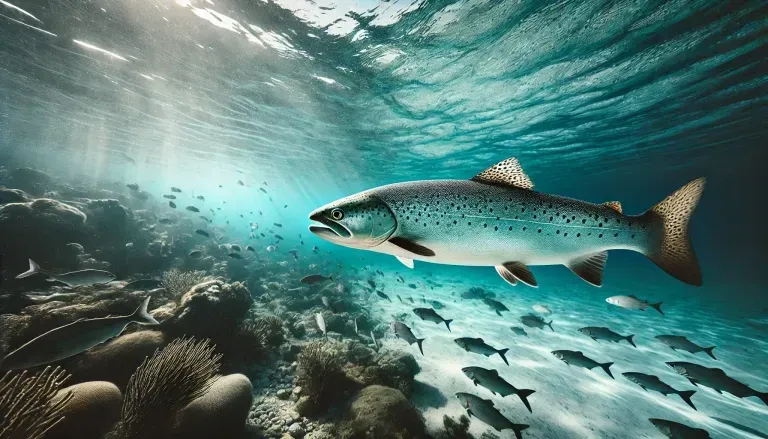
[331,209,344,220]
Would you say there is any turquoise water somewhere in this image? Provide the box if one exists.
[1,0,767,438]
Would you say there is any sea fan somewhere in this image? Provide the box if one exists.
[112,337,221,439]
[160,269,211,298]
[0,366,73,439]
[296,341,343,404]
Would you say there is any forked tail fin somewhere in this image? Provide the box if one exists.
[642,178,705,286]
[650,302,664,315]
[702,346,717,360]
[444,319,453,332]
[600,362,614,379]
[511,423,529,439]
[625,334,637,348]
[497,348,509,366]
[132,297,159,325]
[416,339,425,356]
[758,392,768,406]
[677,390,697,410]
[16,259,43,279]
[516,389,535,413]
[546,321,554,332]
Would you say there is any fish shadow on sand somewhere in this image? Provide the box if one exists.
[712,417,768,439]
[411,380,448,409]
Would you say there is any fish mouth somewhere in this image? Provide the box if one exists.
[308,212,352,240]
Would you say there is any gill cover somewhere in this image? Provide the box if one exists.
[309,192,397,249]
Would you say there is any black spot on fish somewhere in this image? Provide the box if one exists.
[599,234,603,238]
[577,233,581,237]
[599,223,603,227]
[556,230,560,234]
[538,229,542,233]
[564,232,568,236]
[614,233,618,237]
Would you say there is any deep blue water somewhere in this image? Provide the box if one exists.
[1,0,767,438]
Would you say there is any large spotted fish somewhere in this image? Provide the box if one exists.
[309,157,705,287]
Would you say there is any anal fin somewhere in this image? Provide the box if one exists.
[395,256,414,269]
[566,251,608,286]
[388,237,435,257]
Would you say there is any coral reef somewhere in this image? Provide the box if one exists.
[0,366,73,439]
[296,341,348,407]
[111,338,222,439]
[172,374,253,439]
[338,385,427,439]
[161,280,253,339]
[47,381,122,439]
[435,415,473,439]
[160,269,211,299]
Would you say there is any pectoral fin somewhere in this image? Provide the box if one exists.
[388,237,435,257]
[566,251,608,286]
[501,262,537,287]
[395,256,414,269]
[495,266,518,286]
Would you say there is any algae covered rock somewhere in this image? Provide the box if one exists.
[164,280,253,338]
[0,187,29,205]
[172,373,253,439]
[9,167,53,196]
[47,381,123,439]
[339,385,427,439]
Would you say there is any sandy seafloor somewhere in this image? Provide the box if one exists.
[360,270,768,439]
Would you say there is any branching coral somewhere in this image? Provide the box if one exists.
[0,366,73,439]
[243,314,285,348]
[160,269,211,298]
[296,341,345,404]
[112,337,221,439]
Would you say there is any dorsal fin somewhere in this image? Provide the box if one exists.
[603,201,622,213]
[471,157,533,190]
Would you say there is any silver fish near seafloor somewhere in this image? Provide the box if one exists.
[551,350,614,379]
[413,307,453,331]
[666,362,768,405]
[0,297,158,370]
[655,335,716,359]
[606,295,664,314]
[454,337,509,366]
[578,327,635,347]
[16,259,116,287]
[315,313,326,338]
[309,157,705,287]
[520,314,553,332]
[455,393,529,439]
[391,321,425,356]
[622,372,697,410]
[461,366,535,412]
[649,418,711,439]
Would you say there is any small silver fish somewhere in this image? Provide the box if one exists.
[455,393,529,438]
[370,330,379,351]
[315,313,326,338]
[391,322,424,356]
[606,295,663,314]
[461,367,535,412]
[163,194,177,199]
[551,350,614,379]
[454,337,509,365]
[648,418,711,439]
[579,327,636,347]
[655,335,716,359]
[186,206,200,213]
[0,297,158,370]
[301,274,333,284]
[171,187,182,192]
[413,308,452,331]
[354,317,358,335]
[16,259,115,287]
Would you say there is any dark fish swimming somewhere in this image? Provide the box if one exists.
[163,194,177,199]
[551,350,614,379]
[169,201,177,208]
[301,274,333,284]
[367,278,376,289]
[126,183,139,191]
[309,157,705,287]
[666,362,768,405]
[455,393,529,439]
[186,206,200,212]
[520,314,553,331]
[238,180,244,186]
[121,279,162,291]
[171,187,182,192]
[274,234,284,240]
[397,275,404,283]
[461,366,535,412]
[16,259,116,287]
[408,283,417,289]
[655,335,716,359]
[454,337,509,365]
[510,327,527,336]
[649,418,711,439]
[274,223,283,227]
[483,298,509,316]
[195,229,210,237]
[196,195,205,201]
[622,372,697,410]
[158,218,176,224]
[413,307,453,331]
[392,321,425,356]
[259,188,267,194]
[0,297,158,370]
[578,327,636,347]
[376,290,391,302]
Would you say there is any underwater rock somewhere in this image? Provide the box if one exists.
[164,280,253,338]
[48,381,123,439]
[339,385,426,439]
[9,167,54,196]
[0,198,88,282]
[173,374,253,439]
[66,330,169,390]
[0,187,29,205]
[346,346,420,396]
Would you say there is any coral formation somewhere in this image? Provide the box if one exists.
[47,381,123,439]
[160,269,211,299]
[0,366,73,439]
[338,385,427,439]
[296,341,347,406]
[172,374,253,439]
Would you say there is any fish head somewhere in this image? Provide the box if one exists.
[577,328,591,335]
[665,362,688,375]
[551,350,565,360]
[454,393,471,408]
[460,367,477,379]
[454,338,468,349]
[309,192,396,249]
